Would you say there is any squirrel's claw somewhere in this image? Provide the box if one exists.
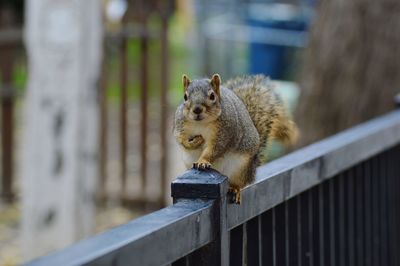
[228,187,241,204]
[193,161,212,170]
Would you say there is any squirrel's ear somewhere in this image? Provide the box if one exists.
[182,74,191,92]
[210,74,221,96]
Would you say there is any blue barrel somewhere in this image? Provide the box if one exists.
[247,4,309,79]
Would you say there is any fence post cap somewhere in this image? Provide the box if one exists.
[171,169,229,200]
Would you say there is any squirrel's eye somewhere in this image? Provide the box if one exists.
[209,92,215,101]
[184,93,188,101]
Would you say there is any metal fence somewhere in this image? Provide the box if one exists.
[25,108,400,265]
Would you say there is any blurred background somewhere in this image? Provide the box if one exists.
[0,0,399,264]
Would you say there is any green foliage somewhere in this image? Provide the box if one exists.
[13,58,27,91]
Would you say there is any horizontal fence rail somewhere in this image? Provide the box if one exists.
[27,199,215,266]
[26,110,400,266]
[227,109,400,230]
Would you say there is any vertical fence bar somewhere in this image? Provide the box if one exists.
[275,203,286,266]
[393,102,400,265]
[159,10,169,206]
[119,34,128,197]
[396,150,399,249]
[307,191,314,266]
[272,208,277,266]
[139,18,149,196]
[0,46,15,202]
[333,177,344,265]
[372,155,381,266]
[335,174,345,266]
[354,163,365,266]
[393,146,399,266]
[258,216,263,265]
[387,149,393,266]
[246,216,260,266]
[347,168,355,266]
[387,148,394,266]
[296,196,303,266]
[328,178,336,266]
[343,172,349,266]
[379,152,389,266]
[285,201,289,266]
[98,41,108,203]
[243,220,248,265]
[364,159,373,266]
[321,180,332,266]
[395,145,400,264]
[300,193,311,266]
[314,185,323,266]
[388,147,398,266]
[261,209,274,266]
[287,197,299,266]
[230,225,243,266]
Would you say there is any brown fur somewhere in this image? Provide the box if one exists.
[224,75,299,164]
[174,74,298,203]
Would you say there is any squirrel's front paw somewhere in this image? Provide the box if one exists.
[187,135,204,149]
[182,135,204,150]
[193,159,212,170]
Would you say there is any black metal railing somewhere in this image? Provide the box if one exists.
[26,109,400,266]
[223,145,400,266]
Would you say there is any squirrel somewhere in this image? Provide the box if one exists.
[173,74,299,204]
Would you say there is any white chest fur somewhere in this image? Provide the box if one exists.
[178,121,248,181]
[180,147,248,182]
[181,147,202,169]
[183,121,215,141]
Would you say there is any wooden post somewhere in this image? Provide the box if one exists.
[171,169,230,265]
[159,4,170,206]
[0,3,17,203]
[0,46,15,202]
[22,0,103,260]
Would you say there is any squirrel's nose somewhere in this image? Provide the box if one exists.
[193,106,203,114]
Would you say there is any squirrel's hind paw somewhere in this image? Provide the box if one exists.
[228,187,241,204]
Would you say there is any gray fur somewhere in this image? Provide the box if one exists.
[174,75,298,192]
[174,80,260,157]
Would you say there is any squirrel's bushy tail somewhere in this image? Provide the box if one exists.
[224,75,299,165]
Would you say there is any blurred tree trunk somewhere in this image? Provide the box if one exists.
[296,0,400,146]
[22,0,102,260]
